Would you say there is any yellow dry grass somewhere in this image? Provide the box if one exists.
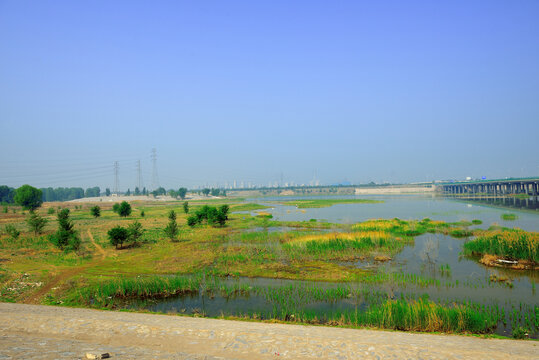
[288,231,391,244]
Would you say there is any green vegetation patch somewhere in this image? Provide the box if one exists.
[283,232,412,261]
[73,274,502,335]
[463,229,538,263]
[279,199,383,208]
[501,213,518,221]
[230,203,270,212]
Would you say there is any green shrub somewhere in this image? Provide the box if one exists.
[90,205,101,218]
[183,201,189,214]
[4,224,20,239]
[188,205,229,227]
[108,226,129,249]
[512,326,529,339]
[164,210,179,241]
[49,209,80,251]
[187,215,198,227]
[26,212,48,235]
[118,201,131,217]
[127,221,144,245]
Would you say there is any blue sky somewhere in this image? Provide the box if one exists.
[1,1,538,190]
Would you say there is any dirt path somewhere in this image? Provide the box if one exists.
[0,303,536,360]
[22,267,83,304]
[22,231,106,305]
[88,229,106,259]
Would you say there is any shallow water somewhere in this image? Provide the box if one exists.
[136,195,538,337]
[252,194,539,231]
[135,231,538,337]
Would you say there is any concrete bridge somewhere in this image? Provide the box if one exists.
[437,177,539,196]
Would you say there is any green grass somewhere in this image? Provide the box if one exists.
[0,235,52,250]
[230,203,270,212]
[463,229,538,262]
[70,274,504,335]
[278,199,383,208]
[348,299,499,333]
[283,234,412,261]
[449,228,474,238]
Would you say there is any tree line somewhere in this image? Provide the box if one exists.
[1,185,101,203]
[1,184,227,203]
[41,187,100,202]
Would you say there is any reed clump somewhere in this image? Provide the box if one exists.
[351,299,499,333]
[463,229,538,263]
[283,231,411,260]
[280,199,382,208]
[351,218,434,237]
[501,213,517,221]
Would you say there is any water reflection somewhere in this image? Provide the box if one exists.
[454,195,539,211]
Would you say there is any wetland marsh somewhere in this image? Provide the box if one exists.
[0,195,537,339]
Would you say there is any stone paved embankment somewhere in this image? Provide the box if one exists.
[0,303,536,360]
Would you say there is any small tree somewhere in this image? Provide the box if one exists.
[108,226,128,249]
[183,201,189,214]
[219,204,230,220]
[4,224,20,239]
[202,188,210,196]
[90,205,101,218]
[50,209,80,251]
[118,201,132,217]
[127,220,144,245]
[178,187,187,200]
[215,210,226,227]
[126,188,131,196]
[140,209,145,217]
[164,210,179,241]
[26,211,48,235]
[112,203,120,213]
[14,185,42,211]
[105,188,111,196]
[206,206,219,225]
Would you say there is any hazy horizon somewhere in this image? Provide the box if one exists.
[2,1,539,190]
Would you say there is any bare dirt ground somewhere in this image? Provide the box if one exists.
[0,303,536,360]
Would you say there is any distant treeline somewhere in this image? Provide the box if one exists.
[41,186,101,202]
[1,184,227,203]
[0,185,101,203]
[0,186,15,203]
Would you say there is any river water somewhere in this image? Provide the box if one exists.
[252,194,539,231]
